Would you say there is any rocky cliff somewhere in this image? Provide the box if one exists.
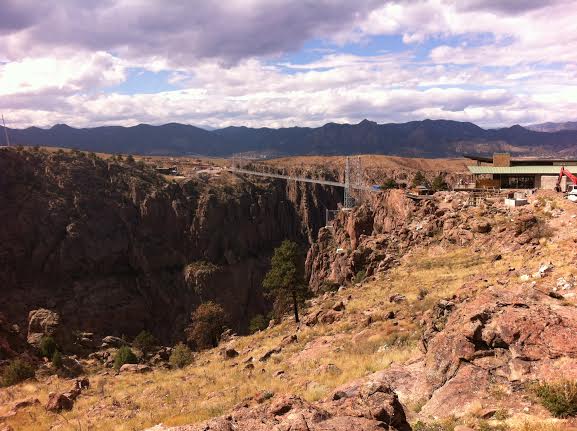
[0,148,340,349]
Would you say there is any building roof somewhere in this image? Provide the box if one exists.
[468,165,577,175]
[464,154,577,164]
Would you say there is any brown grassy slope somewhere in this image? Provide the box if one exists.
[264,155,469,173]
[2,193,577,431]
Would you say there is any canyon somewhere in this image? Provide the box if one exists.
[0,148,341,347]
[2,146,577,431]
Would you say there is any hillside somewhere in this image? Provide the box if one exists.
[526,121,577,133]
[5,119,577,157]
[2,147,577,430]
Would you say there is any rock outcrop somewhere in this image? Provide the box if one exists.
[146,382,410,431]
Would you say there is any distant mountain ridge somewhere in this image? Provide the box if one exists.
[526,121,577,133]
[3,119,577,158]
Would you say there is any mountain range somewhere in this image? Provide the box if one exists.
[526,121,577,133]
[4,119,577,158]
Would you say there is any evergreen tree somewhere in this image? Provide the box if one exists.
[381,178,398,189]
[263,240,309,323]
[431,174,448,191]
[412,171,429,188]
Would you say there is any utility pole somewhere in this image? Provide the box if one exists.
[1,114,10,147]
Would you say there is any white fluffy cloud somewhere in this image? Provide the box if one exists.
[2,0,577,129]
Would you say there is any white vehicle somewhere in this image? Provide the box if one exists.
[567,184,577,202]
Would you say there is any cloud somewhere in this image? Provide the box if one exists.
[2,0,577,130]
[3,0,381,65]
[0,52,126,96]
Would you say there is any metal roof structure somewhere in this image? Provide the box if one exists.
[464,154,577,164]
[468,165,577,175]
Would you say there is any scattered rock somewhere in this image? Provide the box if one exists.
[119,364,152,373]
[332,301,346,312]
[46,392,75,412]
[471,220,491,234]
[222,348,239,359]
[280,334,298,347]
[101,336,126,348]
[389,294,406,304]
[146,382,410,431]
[259,347,281,362]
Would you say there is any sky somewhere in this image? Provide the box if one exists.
[1,0,577,129]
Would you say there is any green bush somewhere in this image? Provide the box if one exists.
[133,330,157,354]
[248,314,269,334]
[1,359,35,387]
[431,175,448,191]
[39,336,57,359]
[412,171,429,188]
[169,343,194,369]
[534,380,577,418]
[352,269,367,284]
[113,346,138,371]
[51,350,63,369]
[381,178,398,189]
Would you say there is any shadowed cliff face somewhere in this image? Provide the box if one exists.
[0,148,340,344]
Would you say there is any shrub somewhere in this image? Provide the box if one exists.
[133,330,157,354]
[248,314,269,334]
[412,171,429,188]
[51,350,63,369]
[319,280,340,292]
[431,175,448,191]
[39,336,57,359]
[1,359,35,387]
[534,380,577,418]
[126,154,135,164]
[352,269,366,284]
[381,178,398,189]
[186,301,227,350]
[113,346,138,371]
[412,418,457,431]
[169,343,194,368]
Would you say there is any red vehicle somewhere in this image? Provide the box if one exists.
[556,167,577,201]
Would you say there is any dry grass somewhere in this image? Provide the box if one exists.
[1,237,568,431]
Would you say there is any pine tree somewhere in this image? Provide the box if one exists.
[263,240,309,323]
[412,171,429,187]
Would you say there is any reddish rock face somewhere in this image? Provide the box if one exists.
[0,149,340,346]
[382,283,577,419]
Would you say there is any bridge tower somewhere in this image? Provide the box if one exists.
[1,114,10,147]
[343,156,362,208]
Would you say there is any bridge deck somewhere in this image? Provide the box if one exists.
[228,167,346,187]
[228,167,376,191]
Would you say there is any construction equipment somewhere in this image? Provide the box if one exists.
[556,166,577,201]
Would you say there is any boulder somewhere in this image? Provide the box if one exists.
[417,284,577,418]
[101,336,126,348]
[46,392,75,412]
[259,347,281,362]
[471,220,491,233]
[27,309,60,347]
[119,363,152,373]
[222,348,239,359]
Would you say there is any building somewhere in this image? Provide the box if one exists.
[466,153,577,191]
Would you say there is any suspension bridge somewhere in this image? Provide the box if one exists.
[228,156,374,208]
